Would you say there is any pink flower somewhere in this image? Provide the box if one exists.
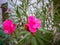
[6,8,10,14]
[27,16,41,33]
[3,19,16,34]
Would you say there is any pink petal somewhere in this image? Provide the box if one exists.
[27,15,42,33]
[3,19,16,34]
[4,30,9,34]
[29,27,36,33]
[27,24,36,33]
[28,16,35,23]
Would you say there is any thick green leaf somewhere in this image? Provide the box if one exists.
[40,28,51,33]
[17,32,30,44]
[31,36,38,45]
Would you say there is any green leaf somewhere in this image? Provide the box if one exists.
[35,33,51,44]
[35,33,45,45]
[31,36,38,45]
[17,32,30,44]
[16,6,21,18]
[40,28,51,33]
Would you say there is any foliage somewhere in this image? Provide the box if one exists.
[53,0,60,32]
[1,0,54,45]
[0,28,10,45]
[52,0,60,45]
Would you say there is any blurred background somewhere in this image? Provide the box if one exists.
[0,0,60,45]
